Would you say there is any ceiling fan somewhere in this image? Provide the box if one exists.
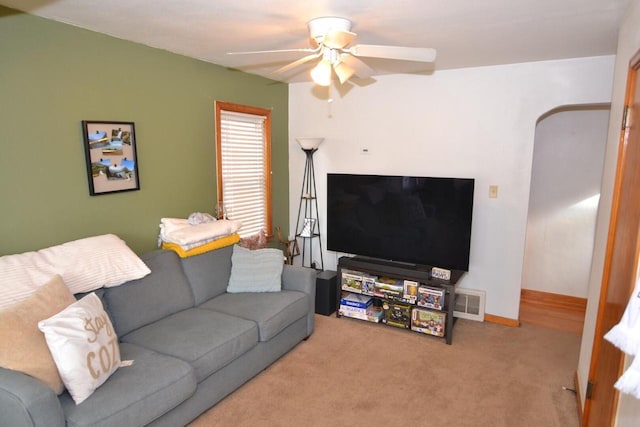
[228,16,437,86]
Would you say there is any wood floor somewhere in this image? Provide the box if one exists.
[519,288,587,334]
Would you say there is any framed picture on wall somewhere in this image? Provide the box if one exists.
[81,121,140,196]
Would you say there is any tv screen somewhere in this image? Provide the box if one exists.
[326,174,474,271]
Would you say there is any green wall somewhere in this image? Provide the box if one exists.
[0,7,289,255]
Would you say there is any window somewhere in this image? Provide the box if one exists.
[215,101,272,238]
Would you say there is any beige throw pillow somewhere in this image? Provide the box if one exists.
[0,274,76,394]
[38,292,121,405]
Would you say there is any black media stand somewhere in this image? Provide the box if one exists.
[336,256,464,344]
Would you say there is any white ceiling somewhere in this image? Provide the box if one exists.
[1,0,632,83]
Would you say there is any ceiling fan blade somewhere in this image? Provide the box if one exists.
[272,51,322,74]
[334,61,355,84]
[339,54,374,79]
[228,47,318,56]
[323,30,357,49]
[348,45,437,62]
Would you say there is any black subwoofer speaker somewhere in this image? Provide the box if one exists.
[315,270,337,316]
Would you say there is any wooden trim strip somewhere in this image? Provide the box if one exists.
[520,289,587,313]
[484,313,520,327]
[574,371,584,425]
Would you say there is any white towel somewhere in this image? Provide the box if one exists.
[160,218,190,235]
[604,275,640,356]
[614,355,640,399]
[604,272,640,399]
[160,218,241,246]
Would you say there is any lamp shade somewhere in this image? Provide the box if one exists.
[310,60,332,86]
[296,137,325,150]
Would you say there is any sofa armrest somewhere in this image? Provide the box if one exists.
[0,368,65,427]
[282,265,316,337]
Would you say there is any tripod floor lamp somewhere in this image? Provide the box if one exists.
[294,137,324,270]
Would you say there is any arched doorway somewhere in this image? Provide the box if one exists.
[521,104,610,331]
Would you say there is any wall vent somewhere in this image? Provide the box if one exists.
[454,288,486,322]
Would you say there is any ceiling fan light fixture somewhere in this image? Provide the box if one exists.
[308,17,352,45]
[311,60,332,86]
[232,15,437,89]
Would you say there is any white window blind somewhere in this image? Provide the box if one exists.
[219,110,267,238]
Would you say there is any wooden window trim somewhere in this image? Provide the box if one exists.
[215,101,272,238]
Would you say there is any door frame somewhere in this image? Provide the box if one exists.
[582,49,640,426]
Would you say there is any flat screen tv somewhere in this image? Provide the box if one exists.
[326,174,474,271]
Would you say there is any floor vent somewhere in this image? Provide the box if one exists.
[454,288,486,322]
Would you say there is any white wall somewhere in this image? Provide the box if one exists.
[289,56,614,320]
[577,0,640,423]
[522,107,609,298]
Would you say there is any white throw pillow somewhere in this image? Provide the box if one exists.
[227,244,283,293]
[38,293,121,405]
[0,234,150,310]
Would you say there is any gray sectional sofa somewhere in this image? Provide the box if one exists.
[0,245,316,427]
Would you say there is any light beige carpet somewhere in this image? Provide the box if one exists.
[189,314,580,427]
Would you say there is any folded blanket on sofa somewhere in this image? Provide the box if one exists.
[161,233,241,258]
[159,218,242,247]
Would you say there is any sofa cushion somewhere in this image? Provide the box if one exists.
[199,291,308,341]
[121,308,258,382]
[104,250,195,336]
[180,245,233,305]
[60,343,196,427]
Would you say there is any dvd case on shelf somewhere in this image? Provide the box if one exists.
[366,306,384,323]
[341,269,364,293]
[382,301,411,329]
[403,280,419,304]
[417,285,445,310]
[339,305,368,319]
[411,307,446,337]
[361,273,377,296]
[340,305,384,323]
[340,293,373,309]
[374,277,404,300]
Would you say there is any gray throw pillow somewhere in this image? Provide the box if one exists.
[227,245,284,293]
